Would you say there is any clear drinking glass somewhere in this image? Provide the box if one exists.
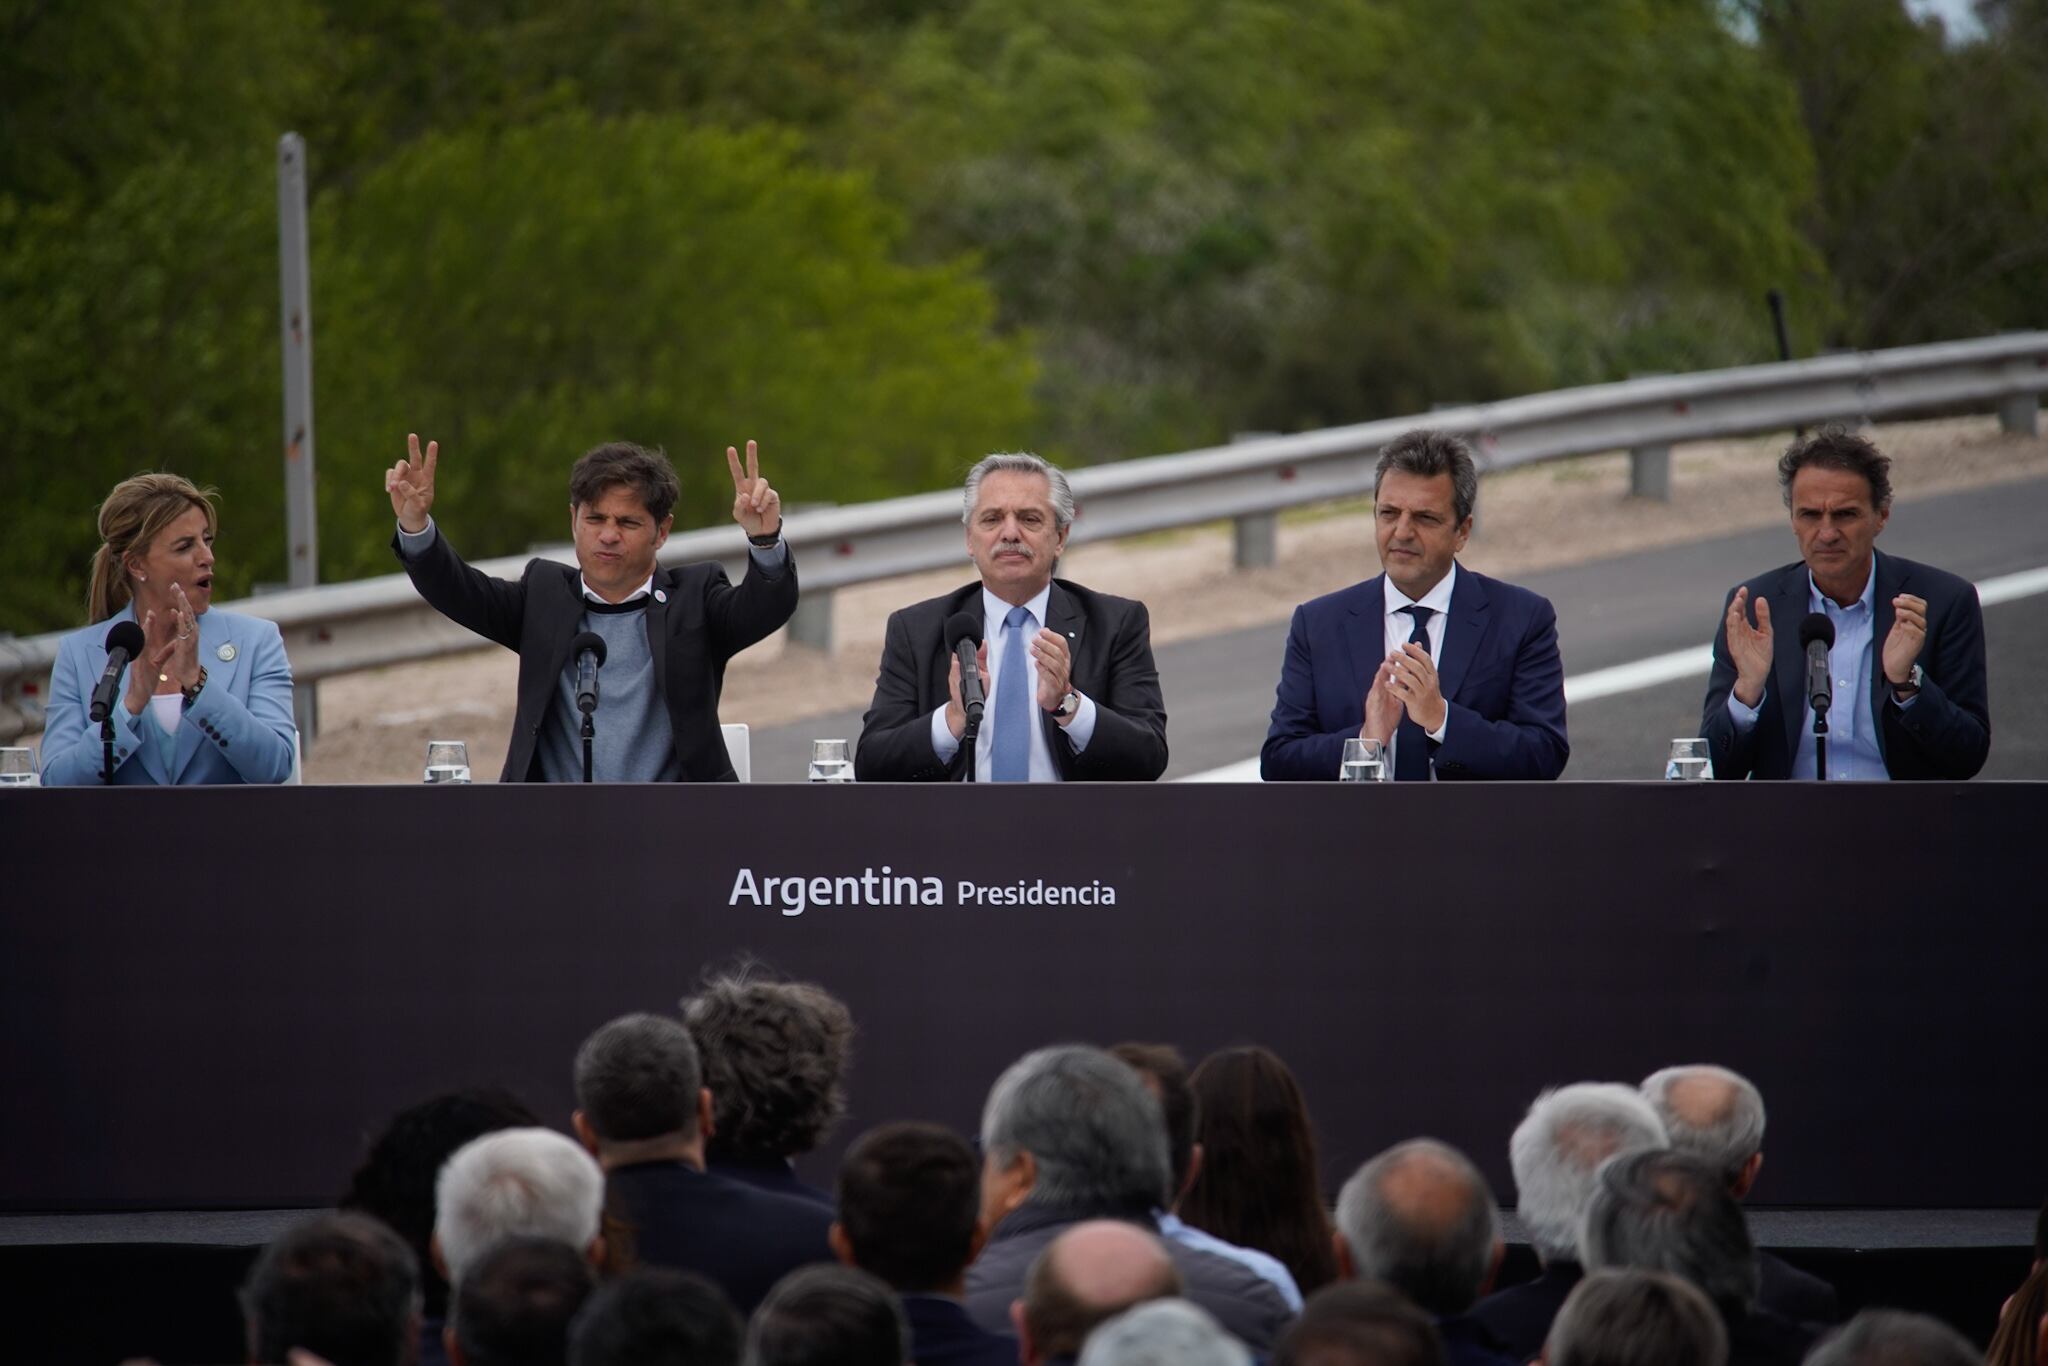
[1664,738,1712,781]
[0,747,40,787]
[424,739,472,784]
[807,738,855,783]
[1339,736,1388,782]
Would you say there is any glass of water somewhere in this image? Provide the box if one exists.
[1664,738,1712,781]
[808,738,855,783]
[1339,737,1388,782]
[424,739,472,784]
[0,747,39,787]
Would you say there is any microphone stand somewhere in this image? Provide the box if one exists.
[1812,700,1829,783]
[960,708,980,783]
[102,715,115,785]
[581,711,595,785]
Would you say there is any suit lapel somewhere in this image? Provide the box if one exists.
[1345,575,1387,696]
[644,576,671,706]
[1868,551,1904,761]
[1773,566,1810,761]
[1039,582,1082,760]
[1436,565,1490,703]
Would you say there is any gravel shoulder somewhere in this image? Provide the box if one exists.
[307,415,2048,783]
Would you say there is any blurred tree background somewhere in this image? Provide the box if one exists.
[3,0,2044,631]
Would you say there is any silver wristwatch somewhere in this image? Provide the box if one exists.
[1050,690,1081,720]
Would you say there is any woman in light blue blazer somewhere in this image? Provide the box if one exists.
[42,473,296,785]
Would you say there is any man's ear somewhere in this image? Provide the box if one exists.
[1176,1143,1205,1207]
[1010,1299,1035,1365]
[967,1219,990,1266]
[571,1111,601,1158]
[698,1089,716,1144]
[1332,1229,1356,1280]
[429,1231,450,1284]
[654,515,673,551]
[1732,1151,1764,1200]
[586,1233,607,1272]
[828,1222,857,1268]
[1481,1236,1504,1298]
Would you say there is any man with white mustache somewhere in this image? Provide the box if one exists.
[855,452,1168,782]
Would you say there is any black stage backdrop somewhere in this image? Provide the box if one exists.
[1,782,2041,1211]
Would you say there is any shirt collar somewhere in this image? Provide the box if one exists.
[983,581,1053,632]
[582,572,655,606]
[1383,561,1458,618]
[1808,557,1875,616]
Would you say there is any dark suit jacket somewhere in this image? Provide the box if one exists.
[1261,567,1568,780]
[902,1294,1021,1366]
[394,527,797,781]
[1757,1248,1841,1326]
[605,1160,833,1314]
[1436,1312,1521,1366]
[708,1155,833,1209]
[1700,550,1989,780]
[855,579,1168,781]
[1470,1259,1582,1361]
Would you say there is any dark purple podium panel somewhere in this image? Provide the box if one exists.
[1,782,2040,1211]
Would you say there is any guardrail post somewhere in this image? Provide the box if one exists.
[1629,444,1672,501]
[1231,432,1279,568]
[277,133,320,740]
[788,590,834,652]
[1999,393,2039,437]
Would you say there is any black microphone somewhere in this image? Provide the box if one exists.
[572,631,607,716]
[89,621,147,724]
[945,611,985,727]
[1800,613,1835,715]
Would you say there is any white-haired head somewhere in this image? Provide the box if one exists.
[1641,1065,1766,1192]
[433,1127,604,1285]
[1509,1084,1668,1264]
[1077,1299,1250,1366]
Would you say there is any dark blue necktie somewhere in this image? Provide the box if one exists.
[1394,605,1436,782]
[990,605,1034,781]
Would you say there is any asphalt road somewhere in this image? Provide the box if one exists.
[748,476,2048,782]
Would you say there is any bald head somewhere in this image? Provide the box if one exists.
[1641,1066,1765,1193]
[1017,1221,1183,1364]
[1335,1139,1502,1317]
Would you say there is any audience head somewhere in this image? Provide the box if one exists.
[569,1269,742,1366]
[1805,1310,1981,1366]
[448,1236,596,1366]
[1076,1299,1251,1366]
[1334,1138,1502,1318]
[980,1045,1172,1225]
[1509,1083,1669,1264]
[241,1211,421,1366]
[1640,1065,1766,1195]
[744,1264,907,1366]
[1108,1043,1198,1198]
[340,1088,542,1315]
[1015,1219,1184,1366]
[681,970,854,1165]
[572,1013,710,1156]
[1987,1261,2048,1366]
[1179,1044,1340,1294]
[435,1128,605,1286]
[1542,1267,1727,1366]
[1579,1150,1758,1315]
[832,1121,984,1293]
[1274,1281,1446,1366]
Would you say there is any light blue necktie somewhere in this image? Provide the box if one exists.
[991,605,1034,781]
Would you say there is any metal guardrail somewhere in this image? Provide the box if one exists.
[3,332,2043,740]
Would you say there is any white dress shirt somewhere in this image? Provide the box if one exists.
[930,583,1098,780]
[1383,563,1455,773]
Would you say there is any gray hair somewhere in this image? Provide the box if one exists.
[1374,429,1479,525]
[574,1012,702,1143]
[1333,1138,1501,1317]
[1078,1299,1252,1366]
[1544,1268,1728,1366]
[1804,1310,1981,1366]
[1640,1065,1766,1188]
[1579,1150,1758,1314]
[962,452,1076,532]
[434,1128,604,1285]
[1509,1083,1669,1263]
[981,1045,1172,1216]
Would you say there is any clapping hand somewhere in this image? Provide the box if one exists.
[945,641,991,740]
[1361,659,1401,744]
[1386,643,1447,733]
[727,440,781,540]
[387,434,438,534]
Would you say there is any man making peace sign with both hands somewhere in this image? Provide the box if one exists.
[389,435,797,782]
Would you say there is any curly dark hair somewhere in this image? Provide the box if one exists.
[1778,426,1893,513]
[569,442,681,522]
[682,968,855,1160]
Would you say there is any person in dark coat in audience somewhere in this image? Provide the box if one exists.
[241,1211,422,1366]
[570,1013,831,1314]
[1471,1083,1668,1359]
[1275,1281,1448,1366]
[567,1268,742,1366]
[1579,1151,1815,1366]
[831,1121,1020,1366]
[747,1265,909,1366]
[1542,1268,1727,1366]
[1332,1139,1516,1366]
[682,970,853,1209]
[964,1045,1293,1351]
[445,1237,594,1366]
[1641,1064,1840,1326]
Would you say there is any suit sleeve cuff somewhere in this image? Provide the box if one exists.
[747,539,790,576]
[1061,693,1099,752]
[930,706,961,762]
[396,518,438,559]
[1726,690,1763,732]
[1425,712,1448,744]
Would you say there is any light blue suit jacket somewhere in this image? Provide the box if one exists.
[42,605,296,786]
